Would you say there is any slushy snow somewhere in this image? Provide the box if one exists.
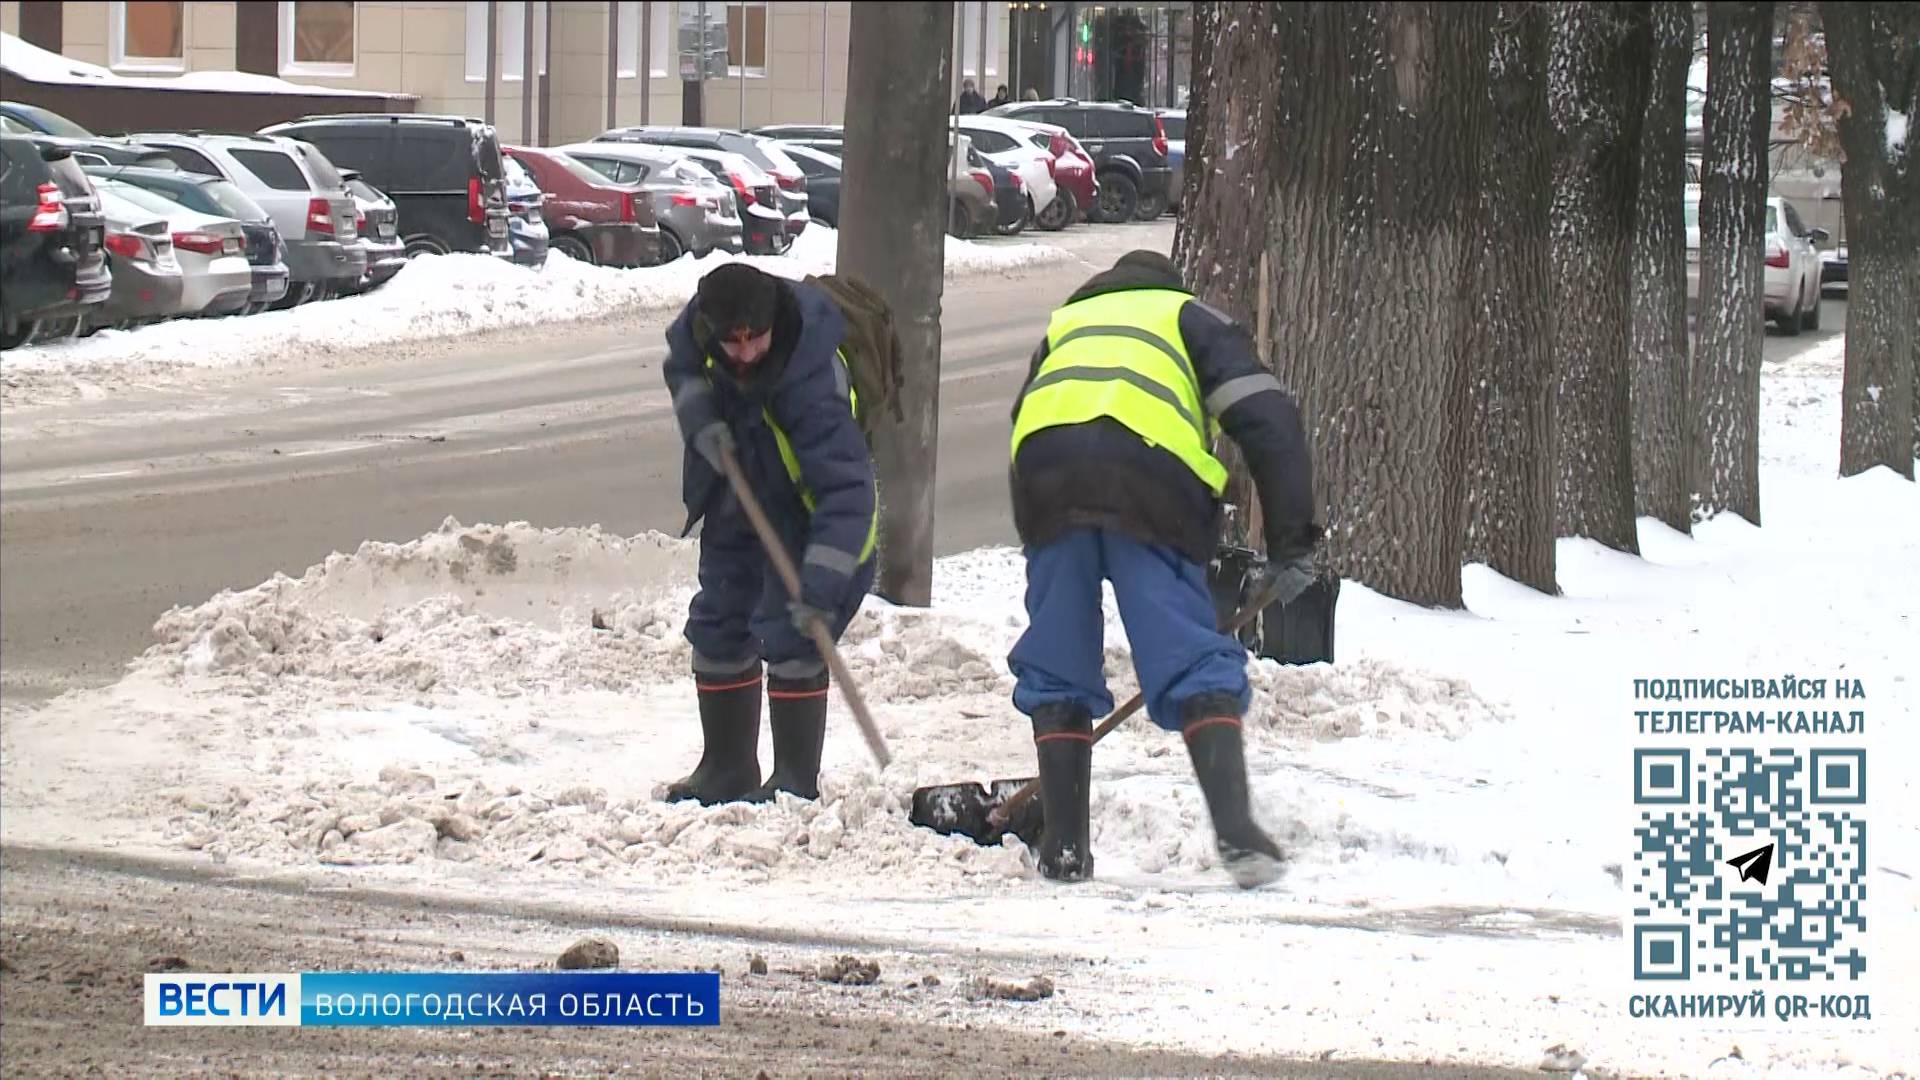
[3,336,1914,1079]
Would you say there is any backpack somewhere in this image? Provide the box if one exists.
[805,272,906,443]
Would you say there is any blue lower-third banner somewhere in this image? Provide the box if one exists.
[144,971,721,1026]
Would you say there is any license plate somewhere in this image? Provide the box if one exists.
[378,222,396,239]
[87,226,104,251]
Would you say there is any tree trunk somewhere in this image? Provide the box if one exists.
[1463,1,1559,593]
[1629,1,1698,530]
[1822,1,1919,480]
[1174,2,1280,554]
[836,2,955,606]
[1547,2,1654,552]
[1690,1,1775,522]
[1267,2,1492,608]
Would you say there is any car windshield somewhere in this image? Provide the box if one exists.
[197,178,267,220]
[293,142,344,187]
[19,105,94,138]
[546,151,619,188]
[346,178,383,202]
[99,180,194,219]
[1161,114,1186,140]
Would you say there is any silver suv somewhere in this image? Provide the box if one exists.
[126,132,363,306]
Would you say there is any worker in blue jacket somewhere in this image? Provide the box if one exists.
[660,263,879,806]
[1007,250,1322,888]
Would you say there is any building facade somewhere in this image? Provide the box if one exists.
[1,2,1014,145]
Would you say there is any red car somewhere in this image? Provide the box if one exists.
[502,144,661,267]
[1014,123,1097,227]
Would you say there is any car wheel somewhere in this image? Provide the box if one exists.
[1036,190,1073,231]
[1777,292,1802,336]
[404,235,451,259]
[948,199,974,239]
[1803,277,1821,330]
[1133,189,1166,221]
[656,228,687,263]
[551,234,595,265]
[997,200,1030,236]
[1096,171,1138,223]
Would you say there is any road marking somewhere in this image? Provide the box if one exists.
[285,444,380,459]
[69,469,140,481]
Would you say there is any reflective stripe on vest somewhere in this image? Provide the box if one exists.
[709,349,878,563]
[1010,288,1228,495]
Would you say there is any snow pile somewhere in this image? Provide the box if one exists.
[0,224,1071,394]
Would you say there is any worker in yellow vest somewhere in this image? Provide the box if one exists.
[1007,250,1322,888]
[660,264,879,806]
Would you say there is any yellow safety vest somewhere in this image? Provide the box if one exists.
[1010,288,1228,495]
[709,349,879,563]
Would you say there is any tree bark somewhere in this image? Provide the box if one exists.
[1267,2,1492,608]
[1174,2,1280,555]
[1690,1,1775,523]
[1463,1,1559,593]
[836,3,955,605]
[1547,2,1654,553]
[1822,1,1919,479]
[1629,2,1698,530]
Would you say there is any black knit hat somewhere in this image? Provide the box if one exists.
[697,263,780,335]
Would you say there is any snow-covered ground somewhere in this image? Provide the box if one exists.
[0,224,1070,405]
[3,334,1914,1078]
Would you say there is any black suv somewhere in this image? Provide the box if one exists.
[984,98,1172,222]
[259,114,512,259]
[1,135,111,348]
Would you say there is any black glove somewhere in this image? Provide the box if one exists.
[1255,551,1316,608]
[692,422,735,471]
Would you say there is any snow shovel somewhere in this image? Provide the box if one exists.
[908,568,1285,848]
[714,443,893,770]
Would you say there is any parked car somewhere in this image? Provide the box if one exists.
[597,126,812,239]
[985,98,1173,222]
[774,142,842,228]
[500,153,550,269]
[84,186,186,330]
[972,149,1029,234]
[337,169,407,292]
[258,113,513,262]
[80,163,289,313]
[31,134,182,171]
[749,124,843,155]
[1,135,112,347]
[0,100,97,138]
[1157,107,1185,213]
[1013,122,1096,229]
[91,177,253,317]
[949,135,997,239]
[954,114,1060,230]
[127,131,364,306]
[609,142,787,254]
[1820,244,1848,293]
[503,144,663,267]
[552,142,741,261]
[1683,190,1827,334]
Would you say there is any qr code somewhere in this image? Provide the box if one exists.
[1631,747,1867,982]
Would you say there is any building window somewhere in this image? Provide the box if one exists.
[109,1,185,73]
[650,1,674,78]
[617,1,641,78]
[279,1,356,77]
[497,2,549,83]
[465,1,488,82]
[725,1,767,77]
[959,1,999,80]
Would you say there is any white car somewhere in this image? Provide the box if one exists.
[93,177,253,317]
[1683,190,1826,335]
[953,114,1060,226]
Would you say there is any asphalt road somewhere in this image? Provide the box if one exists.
[0,234,1848,703]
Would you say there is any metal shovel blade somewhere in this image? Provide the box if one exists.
[908,777,1043,847]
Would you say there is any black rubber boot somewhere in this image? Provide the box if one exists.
[1031,702,1095,882]
[743,670,828,803]
[1183,715,1288,889]
[664,665,763,805]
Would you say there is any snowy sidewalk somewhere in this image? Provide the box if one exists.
[2,340,1914,1078]
[0,225,1071,404]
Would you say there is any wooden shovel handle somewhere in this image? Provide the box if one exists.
[717,444,892,770]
